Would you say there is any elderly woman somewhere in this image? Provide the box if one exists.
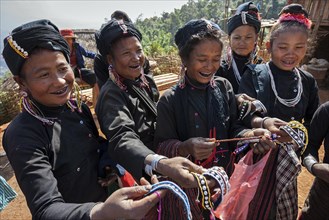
[2,19,163,220]
[95,19,204,188]
[154,19,275,220]
[216,1,263,93]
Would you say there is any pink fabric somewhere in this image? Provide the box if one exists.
[214,149,271,220]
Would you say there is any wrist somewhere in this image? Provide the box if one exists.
[144,154,168,176]
[303,155,319,175]
[261,117,271,129]
[177,142,189,157]
[90,203,104,220]
[251,116,263,128]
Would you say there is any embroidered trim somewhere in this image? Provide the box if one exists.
[146,181,192,220]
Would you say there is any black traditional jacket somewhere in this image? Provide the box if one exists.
[3,102,107,220]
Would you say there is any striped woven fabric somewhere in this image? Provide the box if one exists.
[0,175,17,211]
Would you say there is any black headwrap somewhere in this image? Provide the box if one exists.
[175,19,221,50]
[278,3,309,17]
[227,1,261,35]
[2,19,70,76]
[96,19,142,57]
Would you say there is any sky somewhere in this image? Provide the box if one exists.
[0,0,188,53]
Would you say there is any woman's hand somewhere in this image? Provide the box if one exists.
[236,93,256,109]
[90,176,164,220]
[156,157,204,188]
[262,117,291,143]
[245,128,277,154]
[178,137,217,160]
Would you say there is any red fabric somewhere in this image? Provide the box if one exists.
[119,170,137,187]
[214,149,271,220]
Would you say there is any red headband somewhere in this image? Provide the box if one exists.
[279,13,312,29]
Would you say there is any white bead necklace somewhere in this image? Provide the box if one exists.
[266,62,303,107]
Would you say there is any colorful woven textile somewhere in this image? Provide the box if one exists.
[0,175,17,211]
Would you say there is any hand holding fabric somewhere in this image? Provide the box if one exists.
[178,137,218,160]
[90,176,163,220]
[156,156,204,188]
[246,128,277,154]
[262,117,291,142]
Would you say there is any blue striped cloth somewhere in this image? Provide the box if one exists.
[0,175,17,211]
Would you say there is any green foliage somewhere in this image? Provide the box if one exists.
[134,0,283,57]
[0,71,11,85]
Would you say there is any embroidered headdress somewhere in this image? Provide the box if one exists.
[227,1,261,35]
[2,19,70,76]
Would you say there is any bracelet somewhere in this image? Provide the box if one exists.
[251,100,267,116]
[151,154,168,171]
[261,117,270,128]
[146,181,192,220]
[145,164,153,176]
[238,101,252,120]
[303,155,319,175]
[145,154,168,176]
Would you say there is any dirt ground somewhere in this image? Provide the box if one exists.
[0,88,328,220]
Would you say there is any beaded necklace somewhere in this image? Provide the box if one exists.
[266,62,303,107]
[21,83,82,125]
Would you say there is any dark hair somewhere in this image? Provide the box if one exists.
[178,29,223,62]
[269,21,309,46]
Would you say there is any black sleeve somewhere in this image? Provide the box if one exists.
[154,89,180,147]
[238,68,258,98]
[221,78,249,138]
[303,102,329,160]
[95,84,154,179]
[2,124,95,220]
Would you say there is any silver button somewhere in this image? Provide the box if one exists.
[294,77,298,80]
[291,117,295,120]
[293,89,297,93]
[77,167,80,172]
[80,120,83,124]
[88,133,92,138]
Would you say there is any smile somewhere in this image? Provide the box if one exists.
[51,86,68,95]
[199,72,214,77]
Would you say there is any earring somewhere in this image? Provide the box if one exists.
[178,64,186,89]
[19,91,28,112]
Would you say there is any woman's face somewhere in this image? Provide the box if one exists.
[108,36,145,80]
[185,39,222,84]
[268,31,307,71]
[18,49,74,107]
[229,25,258,56]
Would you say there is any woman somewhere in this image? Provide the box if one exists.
[154,18,275,220]
[2,19,161,220]
[216,1,262,93]
[95,19,204,187]
[60,29,96,87]
[238,4,319,219]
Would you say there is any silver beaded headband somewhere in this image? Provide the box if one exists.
[7,35,29,59]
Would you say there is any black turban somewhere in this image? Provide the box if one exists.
[175,19,221,50]
[2,19,70,76]
[96,19,142,57]
[227,1,261,35]
[278,3,309,18]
